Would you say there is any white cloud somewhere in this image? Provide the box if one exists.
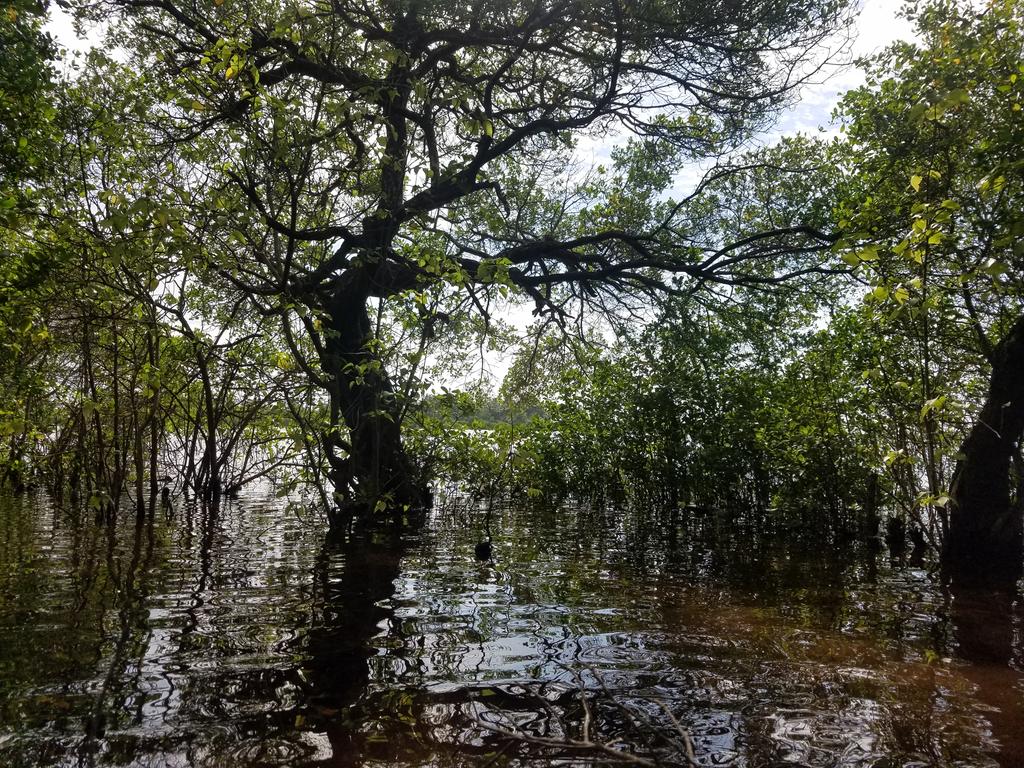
[45,6,102,57]
[773,0,917,138]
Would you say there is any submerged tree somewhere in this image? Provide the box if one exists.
[86,0,852,521]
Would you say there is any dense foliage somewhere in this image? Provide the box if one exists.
[408,0,1024,579]
[2,0,1024,580]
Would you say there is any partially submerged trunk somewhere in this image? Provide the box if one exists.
[320,286,425,526]
[946,314,1024,585]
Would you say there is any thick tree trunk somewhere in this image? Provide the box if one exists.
[946,313,1024,584]
[321,287,424,524]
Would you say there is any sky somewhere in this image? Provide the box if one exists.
[48,1,915,117]
[45,1,917,156]
[775,0,916,137]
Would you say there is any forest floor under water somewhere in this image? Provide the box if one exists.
[0,490,1022,767]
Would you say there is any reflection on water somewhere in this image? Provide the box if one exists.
[0,492,1021,766]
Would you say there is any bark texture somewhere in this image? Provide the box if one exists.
[321,284,424,524]
[946,314,1024,584]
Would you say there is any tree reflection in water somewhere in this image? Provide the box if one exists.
[303,527,408,766]
[949,584,1024,765]
[0,492,1022,767]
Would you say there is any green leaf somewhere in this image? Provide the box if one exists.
[920,395,947,422]
[477,260,496,283]
[982,259,1007,276]
[857,245,879,261]
[945,88,970,105]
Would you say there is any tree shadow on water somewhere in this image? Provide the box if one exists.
[301,527,409,766]
[949,581,1024,767]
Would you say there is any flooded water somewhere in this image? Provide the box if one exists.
[0,491,1022,767]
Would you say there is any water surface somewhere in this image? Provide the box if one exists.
[0,492,1021,766]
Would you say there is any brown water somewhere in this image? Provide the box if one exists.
[0,492,1021,767]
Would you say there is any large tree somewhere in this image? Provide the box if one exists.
[834,0,1024,581]
[91,0,851,521]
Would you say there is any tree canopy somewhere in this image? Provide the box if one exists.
[62,0,849,515]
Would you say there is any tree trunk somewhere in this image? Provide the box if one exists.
[134,409,146,517]
[193,347,220,502]
[946,313,1024,584]
[321,288,424,523]
[147,327,160,510]
[111,308,124,511]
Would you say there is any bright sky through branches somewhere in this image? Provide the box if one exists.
[43,1,916,389]
[776,0,915,137]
